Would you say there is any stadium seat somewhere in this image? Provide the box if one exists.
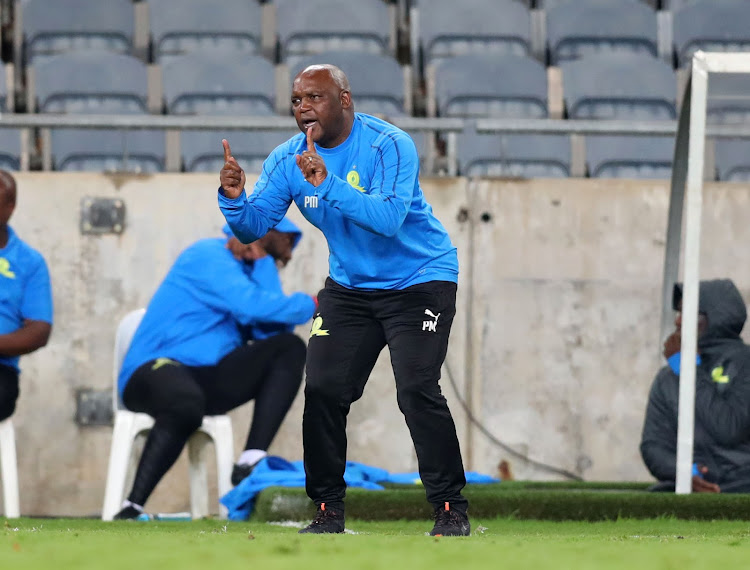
[433,54,547,118]
[706,73,750,125]
[21,0,134,64]
[585,135,674,179]
[457,130,571,178]
[33,52,148,114]
[418,0,531,69]
[183,130,299,174]
[102,309,235,521]
[0,419,19,519]
[0,62,7,111]
[561,54,676,120]
[148,0,263,63]
[0,130,21,171]
[51,130,165,173]
[546,0,658,64]
[276,0,393,68]
[162,53,276,116]
[715,139,750,182]
[673,0,750,67]
[543,0,647,8]
[291,51,407,117]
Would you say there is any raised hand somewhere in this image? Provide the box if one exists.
[220,139,246,199]
[296,127,327,187]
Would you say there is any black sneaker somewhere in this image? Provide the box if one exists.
[113,505,142,520]
[429,502,470,536]
[231,463,256,486]
[298,503,345,534]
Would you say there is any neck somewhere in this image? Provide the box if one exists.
[0,225,7,249]
[320,115,354,148]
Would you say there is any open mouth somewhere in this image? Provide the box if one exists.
[302,120,317,130]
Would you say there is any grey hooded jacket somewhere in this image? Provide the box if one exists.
[640,279,750,490]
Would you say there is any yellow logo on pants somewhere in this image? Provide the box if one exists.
[310,316,330,338]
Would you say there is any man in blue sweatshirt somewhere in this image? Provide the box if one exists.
[0,170,52,423]
[218,65,469,536]
[113,218,315,520]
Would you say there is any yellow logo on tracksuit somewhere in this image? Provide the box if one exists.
[347,170,366,192]
[0,258,15,279]
[152,357,178,371]
[711,366,730,384]
[310,316,329,338]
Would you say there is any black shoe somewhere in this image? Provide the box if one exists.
[113,505,142,520]
[298,503,345,534]
[231,463,256,486]
[429,502,470,536]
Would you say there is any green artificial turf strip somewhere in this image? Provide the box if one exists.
[253,485,750,521]
[3,517,750,570]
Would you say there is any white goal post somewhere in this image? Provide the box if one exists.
[661,51,750,494]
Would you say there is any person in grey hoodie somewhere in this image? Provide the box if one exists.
[641,278,750,493]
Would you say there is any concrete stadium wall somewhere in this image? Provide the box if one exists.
[6,173,750,516]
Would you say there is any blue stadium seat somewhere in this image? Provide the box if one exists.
[418,0,531,68]
[51,130,165,173]
[276,0,392,67]
[22,0,134,64]
[291,51,406,116]
[162,54,276,116]
[586,135,674,179]
[715,139,750,182]
[546,0,657,64]
[673,0,750,67]
[182,129,298,174]
[434,54,547,118]
[0,130,22,171]
[457,130,570,178]
[561,54,676,120]
[34,52,148,114]
[706,73,750,125]
[148,0,263,63]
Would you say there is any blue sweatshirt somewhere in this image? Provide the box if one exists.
[0,226,53,371]
[118,228,315,396]
[219,113,458,290]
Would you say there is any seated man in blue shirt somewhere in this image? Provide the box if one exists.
[0,170,53,422]
[114,218,315,520]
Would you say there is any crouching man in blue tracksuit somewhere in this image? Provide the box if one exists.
[218,65,469,536]
[113,218,315,520]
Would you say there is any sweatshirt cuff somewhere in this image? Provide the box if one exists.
[218,187,245,207]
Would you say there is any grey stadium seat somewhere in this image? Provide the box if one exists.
[34,52,148,114]
[434,54,547,118]
[148,0,263,63]
[546,0,657,64]
[276,0,392,67]
[673,0,750,67]
[0,130,22,171]
[292,51,406,116]
[457,130,570,178]
[182,130,299,174]
[562,54,676,120]
[162,54,276,116]
[418,0,531,68]
[542,0,648,8]
[51,129,165,173]
[22,0,133,64]
[586,136,674,179]
[715,139,750,182]
[707,73,750,125]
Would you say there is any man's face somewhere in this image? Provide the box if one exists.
[675,300,708,336]
[0,178,16,227]
[291,68,351,148]
[261,231,295,267]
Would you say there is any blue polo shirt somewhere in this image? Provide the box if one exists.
[219,113,458,290]
[0,226,53,371]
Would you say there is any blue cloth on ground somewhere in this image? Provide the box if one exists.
[220,456,499,521]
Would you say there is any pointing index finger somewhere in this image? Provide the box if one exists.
[222,139,232,162]
[306,126,315,154]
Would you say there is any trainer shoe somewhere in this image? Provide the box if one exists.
[298,503,345,534]
[113,505,143,520]
[231,463,256,486]
[429,502,470,536]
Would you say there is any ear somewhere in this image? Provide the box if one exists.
[340,90,352,109]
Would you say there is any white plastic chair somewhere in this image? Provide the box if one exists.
[101,308,234,521]
[0,418,19,518]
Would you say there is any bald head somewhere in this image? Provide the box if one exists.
[0,170,16,228]
[296,64,350,92]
